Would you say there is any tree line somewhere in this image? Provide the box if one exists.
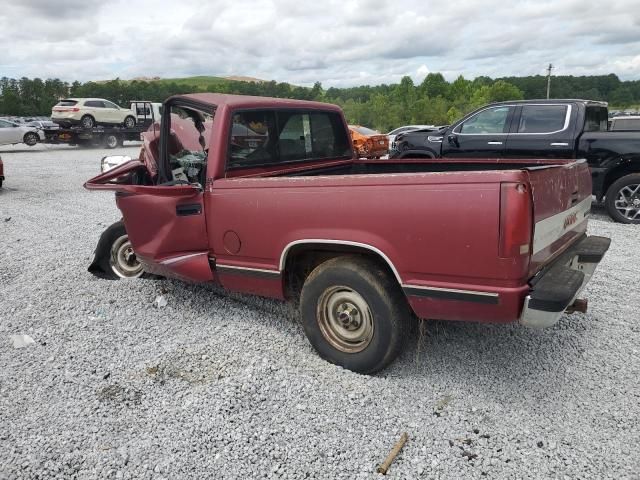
[1,73,638,132]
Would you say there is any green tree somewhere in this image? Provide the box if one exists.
[487,80,524,102]
[420,73,448,98]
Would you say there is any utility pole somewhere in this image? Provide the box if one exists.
[546,63,553,99]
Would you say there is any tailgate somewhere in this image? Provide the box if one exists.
[527,160,592,275]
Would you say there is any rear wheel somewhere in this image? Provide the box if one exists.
[104,133,119,149]
[299,255,409,374]
[81,115,95,129]
[605,173,640,224]
[23,132,39,146]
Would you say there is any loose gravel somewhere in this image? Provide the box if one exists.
[0,143,639,479]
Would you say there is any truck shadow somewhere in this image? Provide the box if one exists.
[390,315,591,395]
[137,277,594,400]
[191,281,589,392]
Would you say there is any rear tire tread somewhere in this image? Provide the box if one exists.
[300,255,410,374]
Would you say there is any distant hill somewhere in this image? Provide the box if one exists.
[127,75,268,88]
[223,76,266,83]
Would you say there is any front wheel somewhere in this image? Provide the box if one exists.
[23,132,39,146]
[605,173,640,224]
[299,256,409,374]
[88,221,146,279]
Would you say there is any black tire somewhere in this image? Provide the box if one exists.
[23,132,39,146]
[80,115,95,129]
[605,173,640,224]
[299,255,409,374]
[123,116,136,129]
[88,221,146,280]
[104,133,119,149]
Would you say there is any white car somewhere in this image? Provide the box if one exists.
[0,118,43,146]
[51,98,137,129]
[387,125,434,151]
[26,120,59,130]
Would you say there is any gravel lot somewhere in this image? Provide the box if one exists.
[0,143,638,479]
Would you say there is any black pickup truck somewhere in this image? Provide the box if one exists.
[391,99,640,223]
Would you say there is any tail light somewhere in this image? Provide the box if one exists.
[71,107,80,112]
[499,182,533,258]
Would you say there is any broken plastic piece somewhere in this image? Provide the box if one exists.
[155,295,168,308]
[11,334,36,348]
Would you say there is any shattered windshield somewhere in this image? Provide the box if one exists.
[165,105,214,187]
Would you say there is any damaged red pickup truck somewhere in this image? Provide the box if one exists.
[86,94,610,373]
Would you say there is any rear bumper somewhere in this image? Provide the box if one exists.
[520,235,611,328]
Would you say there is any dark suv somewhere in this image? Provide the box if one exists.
[392,99,640,223]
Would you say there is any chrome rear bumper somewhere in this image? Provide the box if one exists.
[520,235,611,328]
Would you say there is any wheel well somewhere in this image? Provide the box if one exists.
[283,244,400,301]
[397,150,434,159]
[603,160,640,196]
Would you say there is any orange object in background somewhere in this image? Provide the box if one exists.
[348,125,389,158]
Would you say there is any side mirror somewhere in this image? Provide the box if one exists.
[101,155,132,173]
[447,134,459,146]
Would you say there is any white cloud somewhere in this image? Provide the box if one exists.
[1,0,639,86]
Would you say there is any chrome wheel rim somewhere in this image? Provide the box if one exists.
[110,234,143,278]
[317,286,374,353]
[106,135,117,148]
[614,183,640,221]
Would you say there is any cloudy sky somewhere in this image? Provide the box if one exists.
[2,0,640,87]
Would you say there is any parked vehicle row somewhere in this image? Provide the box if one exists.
[85,93,610,374]
[1,99,161,149]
